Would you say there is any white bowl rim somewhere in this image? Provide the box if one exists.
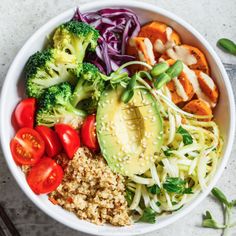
[0,0,235,235]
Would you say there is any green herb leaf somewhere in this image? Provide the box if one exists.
[147,184,161,195]
[202,219,226,229]
[211,187,231,207]
[163,148,172,157]
[163,177,193,194]
[156,201,161,207]
[139,207,157,224]
[203,210,213,220]
[125,189,134,207]
[177,126,193,145]
[202,211,226,229]
[217,38,236,55]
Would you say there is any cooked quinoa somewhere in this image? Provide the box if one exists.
[49,147,132,226]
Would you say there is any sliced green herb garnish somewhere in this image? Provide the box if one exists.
[163,148,172,157]
[202,210,226,229]
[125,189,134,207]
[177,126,193,145]
[163,177,193,194]
[147,184,161,195]
[201,187,236,235]
[139,207,157,224]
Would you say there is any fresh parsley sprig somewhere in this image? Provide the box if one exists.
[202,187,236,235]
[163,177,193,195]
[147,184,161,195]
[139,207,157,224]
[125,189,134,207]
[177,126,193,145]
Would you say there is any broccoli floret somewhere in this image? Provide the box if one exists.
[36,82,86,128]
[70,62,106,107]
[77,98,99,115]
[53,21,99,63]
[26,48,78,98]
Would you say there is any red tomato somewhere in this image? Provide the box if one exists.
[54,124,80,159]
[10,128,45,165]
[35,125,62,157]
[27,157,63,194]
[14,98,36,129]
[81,114,99,151]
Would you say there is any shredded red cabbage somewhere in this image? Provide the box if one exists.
[73,8,140,74]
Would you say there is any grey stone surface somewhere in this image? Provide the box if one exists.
[0,0,235,235]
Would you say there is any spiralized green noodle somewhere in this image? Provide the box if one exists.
[127,84,223,215]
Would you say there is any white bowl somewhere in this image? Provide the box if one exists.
[0,0,235,235]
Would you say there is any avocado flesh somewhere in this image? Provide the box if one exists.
[96,86,163,176]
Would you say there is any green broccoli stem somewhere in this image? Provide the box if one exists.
[75,41,90,63]
[66,101,87,117]
[70,79,94,107]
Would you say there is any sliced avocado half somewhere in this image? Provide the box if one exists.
[96,86,163,176]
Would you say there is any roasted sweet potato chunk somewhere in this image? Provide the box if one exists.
[138,21,181,45]
[194,70,219,104]
[126,37,155,74]
[165,59,194,104]
[183,99,212,120]
[182,45,210,74]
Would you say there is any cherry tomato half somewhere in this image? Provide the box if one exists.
[54,124,80,159]
[27,157,63,194]
[10,128,45,165]
[35,125,62,157]
[14,98,36,129]
[81,114,99,151]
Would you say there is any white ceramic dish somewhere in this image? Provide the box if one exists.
[0,1,235,235]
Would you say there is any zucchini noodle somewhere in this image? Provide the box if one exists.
[127,82,223,216]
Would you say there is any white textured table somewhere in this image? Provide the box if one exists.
[0,0,235,235]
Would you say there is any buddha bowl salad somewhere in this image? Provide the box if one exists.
[10,8,223,226]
